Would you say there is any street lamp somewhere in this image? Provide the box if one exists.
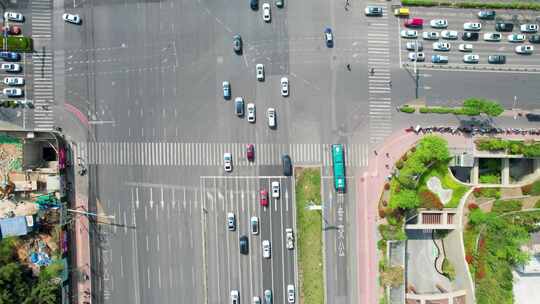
[66,208,115,220]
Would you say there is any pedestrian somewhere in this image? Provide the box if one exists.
[385,164,389,169]
[370,67,374,74]
[346,64,351,71]
[388,80,392,87]
[385,152,390,158]
[373,150,378,155]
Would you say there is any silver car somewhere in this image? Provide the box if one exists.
[521,24,539,33]
[62,13,81,24]
[262,240,271,258]
[508,34,526,42]
[463,22,481,31]
[430,19,448,29]
[463,54,479,63]
[432,42,451,51]
[247,103,256,123]
[441,30,458,40]
[515,45,534,54]
[267,108,276,128]
[3,77,24,86]
[483,32,501,42]
[408,52,425,62]
[400,30,418,38]
[223,153,233,172]
[422,31,439,40]
[280,77,289,96]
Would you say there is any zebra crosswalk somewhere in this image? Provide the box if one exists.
[75,142,369,168]
[31,0,55,131]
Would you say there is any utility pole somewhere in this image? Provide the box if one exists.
[414,39,419,99]
[66,208,115,220]
[513,95,518,120]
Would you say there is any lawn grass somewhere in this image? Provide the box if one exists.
[295,168,324,304]
[418,162,470,208]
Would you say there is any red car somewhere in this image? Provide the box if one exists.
[3,25,21,35]
[260,190,269,207]
[246,144,255,161]
[404,18,423,28]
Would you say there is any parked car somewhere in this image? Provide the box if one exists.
[463,54,479,63]
[223,152,233,172]
[521,24,539,33]
[246,144,255,161]
[233,34,242,53]
[260,189,269,206]
[3,77,24,86]
[282,154,292,176]
[463,22,481,31]
[462,32,479,41]
[271,181,280,198]
[393,7,409,17]
[267,107,276,128]
[247,103,256,123]
[430,19,448,29]
[477,10,496,20]
[495,22,513,32]
[4,12,24,22]
[441,30,458,40]
[458,43,473,52]
[529,34,540,44]
[256,63,264,81]
[408,52,425,62]
[488,55,506,64]
[235,97,244,116]
[431,54,448,63]
[253,297,261,304]
[515,45,534,54]
[400,30,417,38]
[0,63,21,72]
[239,235,249,254]
[404,18,423,28]
[508,33,526,42]
[406,41,423,51]
[0,51,20,61]
[483,32,502,41]
[3,88,22,97]
[422,31,439,40]
[432,42,450,51]
[364,6,383,16]
[262,3,271,22]
[251,217,259,235]
[227,212,236,230]
[262,240,271,258]
[222,81,231,99]
[324,27,333,47]
[62,13,81,24]
[280,77,289,96]
[275,0,284,8]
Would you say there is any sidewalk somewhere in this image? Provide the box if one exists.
[355,129,540,303]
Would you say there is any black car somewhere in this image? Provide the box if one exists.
[526,113,540,121]
[495,22,513,32]
[233,34,242,53]
[462,32,479,41]
[250,0,258,10]
[239,235,249,254]
[529,34,540,44]
[282,154,292,176]
[477,10,496,20]
[488,55,506,64]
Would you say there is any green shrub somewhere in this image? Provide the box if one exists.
[491,200,522,214]
[0,36,33,52]
[379,223,406,241]
[480,174,500,184]
[531,180,540,196]
[400,105,415,113]
[475,138,508,151]
[522,143,540,157]
[419,189,444,209]
[473,187,501,199]
[395,160,404,169]
[442,258,456,281]
[535,200,540,209]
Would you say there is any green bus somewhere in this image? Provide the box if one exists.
[331,144,346,192]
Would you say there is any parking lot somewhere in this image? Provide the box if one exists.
[396,7,540,72]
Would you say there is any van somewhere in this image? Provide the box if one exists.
[404,18,423,28]
[394,7,409,17]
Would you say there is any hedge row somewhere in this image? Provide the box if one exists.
[0,37,33,52]
[400,105,416,113]
[475,138,540,157]
[401,0,540,10]
[419,106,480,116]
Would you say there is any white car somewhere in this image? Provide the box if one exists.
[271,181,280,198]
[458,43,473,52]
[463,54,479,63]
[230,290,239,304]
[267,108,276,128]
[280,77,289,97]
[422,31,439,40]
[223,152,232,172]
[3,88,23,97]
[508,34,526,42]
[441,30,458,40]
[256,63,264,81]
[521,23,539,33]
[432,42,451,51]
[287,285,295,303]
[253,296,261,304]
[483,32,501,41]
[285,228,294,249]
[3,77,24,86]
[262,240,271,258]
[247,103,256,123]
[430,19,448,29]
[400,30,417,38]
[406,41,423,51]
[463,22,481,31]
[1,63,21,73]
[4,12,23,22]
[408,52,425,62]
[62,13,81,24]
[515,45,534,54]
[262,3,271,22]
